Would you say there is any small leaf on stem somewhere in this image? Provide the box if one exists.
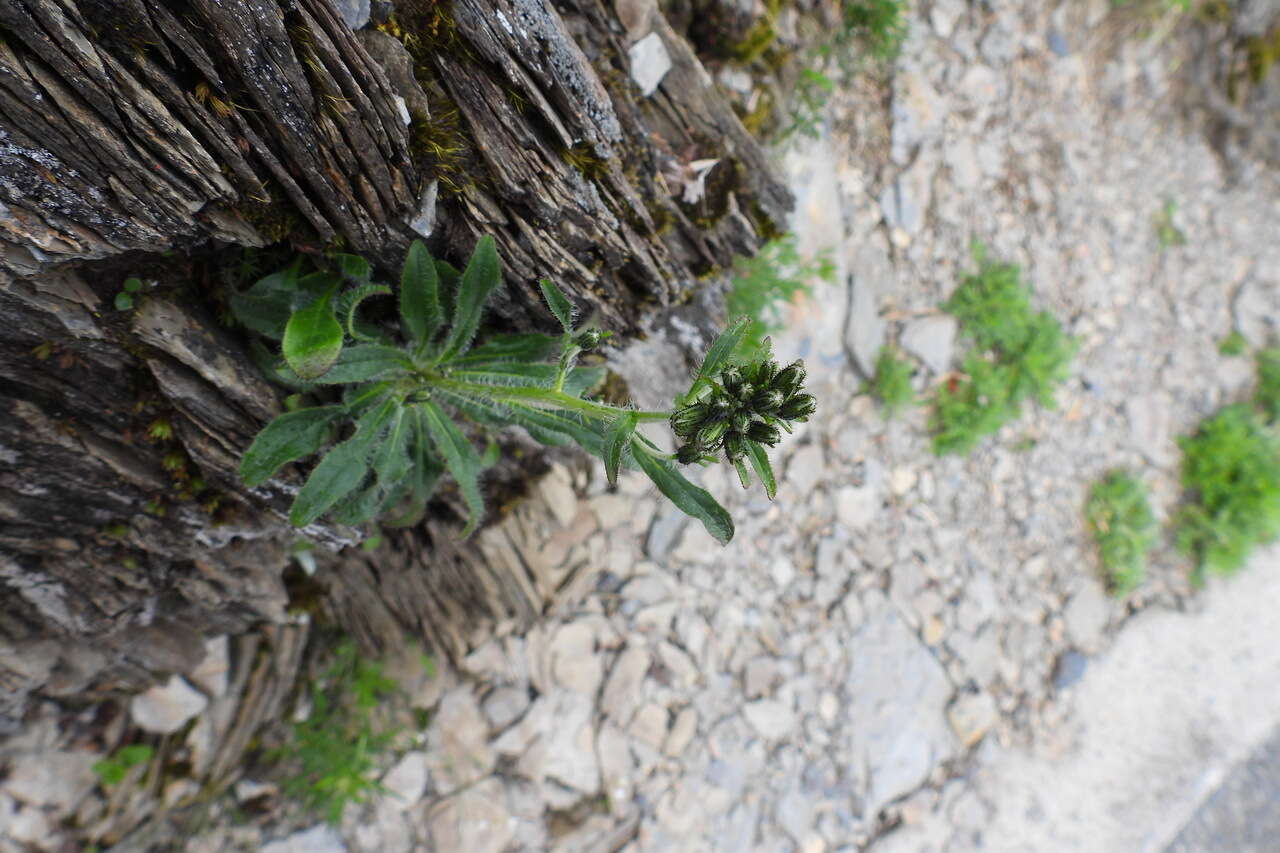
[745,440,777,500]
[603,411,638,486]
[539,278,575,334]
[632,441,734,544]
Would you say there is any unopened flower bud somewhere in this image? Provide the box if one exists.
[779,394,817,420]
[732,412,752,434]
[573,329,603,349]
[719,365,743,394]
[724,434,746,462]
[698,420,728,447]
[750,358,778,387]
[747,421,781,445]
[773,360,807,396]
[670,405,706,437]
[751,389,784,415]
[676,443,703,465]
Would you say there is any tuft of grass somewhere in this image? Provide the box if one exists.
[93,744,153,787]
[1085,471,1157,596]
[1254,347,1280,422]
[930,247,1076,455]
[273,641,403,824]
[865,345,915,416]
[1153,199,1187,249]
[726,235,834,354]
[839,0,909,64]
[1174,403,1280,584]
[1218,330,1248,356]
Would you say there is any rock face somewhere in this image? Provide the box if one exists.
[0,0,792,731]
[845,593,957,815]
[130,676,209,735]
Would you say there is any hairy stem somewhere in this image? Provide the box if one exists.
[432,379,670,423]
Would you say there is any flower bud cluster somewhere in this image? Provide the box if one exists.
[671,357,817,464]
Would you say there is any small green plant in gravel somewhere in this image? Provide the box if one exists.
[838,0,909,64]
[1085,470,1158,596]
[1153,199,1187,249]
[235,238,817,543]
[930,246,1076,455]
[273,641,401,824]
[113,277,144,311]
[93,744,153,786]
[1174,402,1280,584]
[1253,347,1280,422]
[1218,330,1248,356]
[865,344,915,416]
[726,235,834,355]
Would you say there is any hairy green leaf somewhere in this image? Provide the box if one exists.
[400,240,443,349]
[439,236,501,362]
[698,316,752,381]
[436,258,460,325]
[450,333,560,365]
[632,443,734,544]
[288,399,398,526]
[539,278,575,333]
[384,418,444,528]
[603,412,638,486]
[231,268,299,339]
[240,406,344,486]
[418,401,485,536]
[745,440,777,500]
[336,253,372,283]
[283,286,343,379]
[290,439,373,526]
[336,284,392,342]
[313,345,413,385]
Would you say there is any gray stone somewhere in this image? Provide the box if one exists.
[836,483,879,531]
[1234,280,1275,348]
[744,698,796,739]
[549,621,604,696]
[482,686,529,732]
[1047,30,1070,57]
[538,463,578,528]
[664,707,699,757]
[645,509,688,561]
[777,788,815,846]
[1052,649,1088,690]
[846,248,888,379]
[890,72,944,166]
[380,752,428,811]
[261,824,345,853]
[979,23,1017,66]
[425,688,496,794]
[188,636,229,698]
[900,316,958,375]
[787,444,826,496]
[947,692,998,747]
[629,702,669,750]
[336,0,371,30]
[1064,581,1111,652]
[423,778,514,853]
[1126,393,1176,467]
[846,592,957,814]
[2,751,97,814]
[602,645,650,723]
[628,32,672,97]
[881,156,934,236]
[130,675,208,735]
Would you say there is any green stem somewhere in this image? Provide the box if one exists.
[433,378,670,424]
